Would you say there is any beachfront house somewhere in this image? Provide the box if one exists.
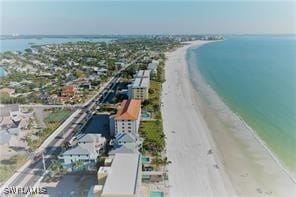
[58,133,106,171]
[110,132,143,148]
[108,132,143,155]
[109,99,141,137]
[147,60,159,74]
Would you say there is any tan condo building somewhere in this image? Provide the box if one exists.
[128,70,150,102]
[109,99,141,136]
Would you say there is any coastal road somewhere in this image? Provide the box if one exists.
[20,104,82,108]
[0,54,144,196]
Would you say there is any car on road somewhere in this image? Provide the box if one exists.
[33,152,43,161]
[55,135,63,139]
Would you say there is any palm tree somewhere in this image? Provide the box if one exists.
[50,159,63,176]
[162,156,172,165]
[151,157,163,170]
[72,160,84,171]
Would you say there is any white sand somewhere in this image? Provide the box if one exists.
[161,41,296,197]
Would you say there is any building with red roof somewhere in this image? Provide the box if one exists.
[110,99,141,136]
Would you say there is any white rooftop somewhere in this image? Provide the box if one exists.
[132,77,149,88]
[98,166,111,174]
[102,153,140,196]
[135,70,150,78]
[105,156,114,163]
[148,62,157,70]
[76,133,105,143]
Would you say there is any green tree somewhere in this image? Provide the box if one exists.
[72,160,84,171]
[50,159,63,176]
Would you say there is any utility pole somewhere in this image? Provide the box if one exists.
[42,152,46,172]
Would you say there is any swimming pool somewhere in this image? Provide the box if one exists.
[141,111,151,119]
[150,191,164,197]
[142,156,150,164]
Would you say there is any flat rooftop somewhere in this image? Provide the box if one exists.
[132,77,149,88]
[102,153,140,196]
[98,166,111,174]
[135,70,150,78]
[0,104,19,117]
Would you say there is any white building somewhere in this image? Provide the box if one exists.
[135,69,150,79]
[88,153,141,197]
[108,132,143,156]
[110,99,141,136]
[0,105,30,130]
[147,62,157,74]
[111,132,142,148]
[128,70,150,101]
[58,133,106,170]
[147,60,159,74]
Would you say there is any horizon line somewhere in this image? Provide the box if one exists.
[1,33,295,36]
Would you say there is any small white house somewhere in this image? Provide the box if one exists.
[110,132,142,149]
[59,133,106,170]
[147,62,157,74]
[108,132,143,155]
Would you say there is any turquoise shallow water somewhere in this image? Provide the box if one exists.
[0,37,113,52]
[189,36,296,171]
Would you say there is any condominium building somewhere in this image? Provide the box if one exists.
[88,153,141,197]
[109,99,141,136]
[128,70,150,101]
[135,69,150,78]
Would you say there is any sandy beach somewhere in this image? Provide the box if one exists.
[161,41,296,197]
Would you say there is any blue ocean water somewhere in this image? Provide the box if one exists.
[189,36,296,170]
[0,37,113,52]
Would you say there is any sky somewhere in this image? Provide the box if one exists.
[0,0,295,35]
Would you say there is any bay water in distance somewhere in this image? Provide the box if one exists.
[0,37,113,52]
[0,36,114,75]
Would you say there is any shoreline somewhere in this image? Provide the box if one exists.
[161,40,296,196]
[186,41,296,183]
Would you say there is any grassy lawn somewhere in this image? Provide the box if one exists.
[149,80,161,101]
[45,110,72,123]
[0,154,27,184]
[142,80,162,119]
[28,110,72,150]
[140,60,166,155]
[139,120,165,154]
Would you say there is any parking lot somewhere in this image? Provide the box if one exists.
[39,174,97,197]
